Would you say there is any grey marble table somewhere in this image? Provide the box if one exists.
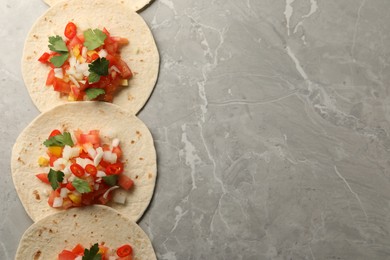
[1,0,390,259]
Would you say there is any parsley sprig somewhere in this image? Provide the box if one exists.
[48,36,69,67]
[72,177,91,193]
[83,243,102,260]
[83,29,107,50]
[43,132,74,147]
[88,57,109,83]
[48,169,64,190]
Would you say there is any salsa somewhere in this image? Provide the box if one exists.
[38,22,133,102]
[58,243,133,260]
[36,129,134,209]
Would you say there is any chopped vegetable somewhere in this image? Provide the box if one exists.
[40,23,132,102]
[85,88,105,100]
[64,22,77,39]
[48,169,64,190]
[44,131,74,147]
[83,29,107,50]
[72,177,92,193]
[37,129,133,210]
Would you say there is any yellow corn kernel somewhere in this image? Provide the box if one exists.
[120,79,128,86]
[87,50,98,57]
[68,193,81,204]
[77,56,85,63]
[68,94,76,101]
[38,156,49,167]
[72,45,80,57]
[47,146,63,157]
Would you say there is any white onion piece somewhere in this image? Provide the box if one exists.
[94,151,103,166]
[76,158,94,168]
[112,138,120,147]
[75,256,83,260]
[82,47,87,58]
[94,184,100,191]
[103,186,119,199]
[68,75,80,88]
[53,158,68,171]
[98,49,107,58]
[62,145,72,160]
[113,190,127,204]
[60,188,69,198]
[96,171,106,177]
[54,68,63,79]
[103,151,117,164]
[110,65,120,73]
[52,197,63,208]
[87,147,97,159]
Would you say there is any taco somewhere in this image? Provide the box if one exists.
[11,102,157,222]
[15,205,157,260]
[22,0,159,114]
[43,0,153,12]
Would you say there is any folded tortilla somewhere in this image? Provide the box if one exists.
[15,205,156,259]
[22,0,159,114]
[11,102,157,222]
[43,0,153,12]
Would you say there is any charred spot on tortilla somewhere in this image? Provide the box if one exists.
[139,157,144,160]
[33,190,40,200]
[148,173,153,179]
[135,175,139,179]
[73,214,77,218]
[33,250,41,260]
[131,140,135,144]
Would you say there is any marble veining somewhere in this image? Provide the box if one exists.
[2,0,390,259]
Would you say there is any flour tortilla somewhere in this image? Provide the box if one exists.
[43,0,154,12]
[15,205,156,260]
[11,102,157,222]
[22,0,159,114]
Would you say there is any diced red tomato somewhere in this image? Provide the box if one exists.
[35,173,50,184]
[67,34,82,49]
[53,78,71,94]
[49,154,59,167]
[118,174,134,190]
[48,189,60,207]
[46,69,55,86]
[72,244,85,255]
[103,27,111,37]
[91,53,99,61]
[115,58,133,79]
[85,164,97,177]
[70,85,80,99]
[105,54,116,66]
[38,52,51,64]
[106,162,124,175]
[66,182,76,191]
[79,151,92,159]
[112,37,129,46]
[112,146,123,160]
[49,129,61,138]
[79,131,100,145]
[64,22,77,39]
[117,244,133,257]
[58,250,78,260]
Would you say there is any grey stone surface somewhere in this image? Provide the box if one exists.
[1,0,390,259]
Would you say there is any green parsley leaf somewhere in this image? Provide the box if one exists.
[82,243,102,260]
[102,175,118,186]
[83,29,107,50]
[49,53,69,68]
[88,72,101,84]
[43,132,74,147]
[48,169,64,190]
[89,57,109,77]
[72,177,91,193]
[48,35,68,53]
[85,88,105,100]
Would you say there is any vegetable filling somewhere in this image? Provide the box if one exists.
[36,129,134,209]
[38,22,133,102]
